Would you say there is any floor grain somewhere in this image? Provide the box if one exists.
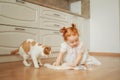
[0,56,120,80]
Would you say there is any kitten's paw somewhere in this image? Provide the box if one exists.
[39,63,43,66]
[28,63,32,66]
[29,62,32,66]
[38,62,43,66]
[24,64,31,67]
[23,61,31,67]
[34,66,39,68]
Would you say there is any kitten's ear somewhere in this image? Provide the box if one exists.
[60,27,66,34]
[46,46,51,51]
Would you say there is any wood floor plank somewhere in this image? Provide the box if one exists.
[0,56,120,80]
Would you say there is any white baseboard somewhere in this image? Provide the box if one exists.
[0,55,22,63]
[0,53,58,63]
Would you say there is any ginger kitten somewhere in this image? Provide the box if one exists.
[11,39,51,68]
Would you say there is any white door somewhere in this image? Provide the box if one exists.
[39,18,68,30]
[39,6,70,22]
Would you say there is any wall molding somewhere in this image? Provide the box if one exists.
[89,52,120,57]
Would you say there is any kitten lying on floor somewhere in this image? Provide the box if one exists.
[11,39,51,68]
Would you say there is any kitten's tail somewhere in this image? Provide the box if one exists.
[11,49,19,55]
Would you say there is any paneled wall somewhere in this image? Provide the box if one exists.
[90,0,120,53]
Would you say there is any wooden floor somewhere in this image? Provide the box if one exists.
[0,56,120,80]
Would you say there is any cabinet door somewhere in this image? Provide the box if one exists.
[39,6,70,22]
[39,18,69,30]
[0,0,39,28]
[0,25,40,55]
[39,29,63,54]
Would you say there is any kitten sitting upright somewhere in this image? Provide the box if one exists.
[11,39,51,68]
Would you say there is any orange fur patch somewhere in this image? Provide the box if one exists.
[21,40,51,55]
[21,41,31,54]
[11,49,19,55]
[21,40,37,54]
[31,41,36,46]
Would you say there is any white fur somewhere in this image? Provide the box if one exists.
[19,39,49,68]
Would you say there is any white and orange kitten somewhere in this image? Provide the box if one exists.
[11,39,51,68]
